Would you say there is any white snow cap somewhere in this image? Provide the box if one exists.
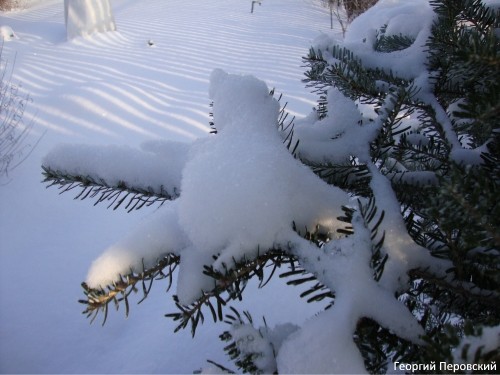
[208,68,278,133]
[314,0,436,81]
[345,0,433,42]
[82,69,349,300]
[294,87,370,163]
[86,202,188,288]
[0,26,18,41]
[43,141,188,198]
[177,69,349,304]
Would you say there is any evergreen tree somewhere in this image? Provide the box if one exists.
[43,0,499,373]
[299,0,500,371]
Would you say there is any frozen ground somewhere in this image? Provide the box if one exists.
[0,0,339,373]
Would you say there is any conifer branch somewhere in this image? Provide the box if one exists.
[219,309,272,374]
[307,158,372,197]
[42,165,178,212]
[408,268,500,311]
[79,253,180,325]
[166,248,297,337]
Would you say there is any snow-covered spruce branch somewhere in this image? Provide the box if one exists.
[438,164,500,248]
[166,248,299,337]
[167,218,350,341]
[408,268,500,310]
[41,140,188,210]
[80,253,180,325]
[303,44,414,107]
[217,308,300,374]
[308,157,372,197]
[42,165,175,211]
[219,309,268,374]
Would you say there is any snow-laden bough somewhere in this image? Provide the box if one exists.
[44,67,437,373]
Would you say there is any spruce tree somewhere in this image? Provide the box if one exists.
[43,0,499,373]
[298,0,500,371]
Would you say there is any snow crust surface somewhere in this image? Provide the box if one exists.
[0,0,335,373]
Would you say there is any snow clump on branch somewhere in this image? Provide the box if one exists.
[54,70,349,299]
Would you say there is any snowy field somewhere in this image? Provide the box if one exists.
[0,0,339,373]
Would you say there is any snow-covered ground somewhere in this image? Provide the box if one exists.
[0,0,339,372]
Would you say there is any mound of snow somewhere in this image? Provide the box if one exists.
[0,25,18,41]
[64,0,117,40]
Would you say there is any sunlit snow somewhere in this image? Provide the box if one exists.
[1,0,488,373]
[0,0,335,373]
